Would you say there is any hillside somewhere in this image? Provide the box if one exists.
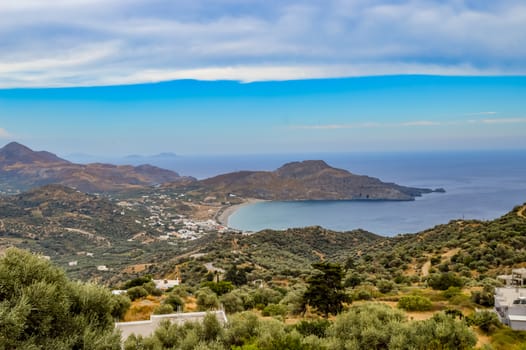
[198,160,442,201]
[0,184,180,280]
[0,184,150,243]
[150,202,526,287]
[0,142,193,193]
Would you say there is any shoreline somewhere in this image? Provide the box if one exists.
[217,198,265,227]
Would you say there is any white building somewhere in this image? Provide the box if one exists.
[495,268,526,330]
[153,278,181,290]
[115,311,227,341]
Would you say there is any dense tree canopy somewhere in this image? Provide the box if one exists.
[0,248,122,349]
[303,262,348,317]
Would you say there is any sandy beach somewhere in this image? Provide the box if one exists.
[217,198,265,227]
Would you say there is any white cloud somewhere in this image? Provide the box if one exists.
[465,112,498,116]
[481,118,526,124]
[401,121,441,127]
[0,128,11,138]
[0,0,525,87]
[292,117,526,130]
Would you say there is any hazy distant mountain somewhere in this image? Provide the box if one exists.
[0,142,193,193]
[198,160,440,201]
[125,152,178,160]
[0,142,70,165]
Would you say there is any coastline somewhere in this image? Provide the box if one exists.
[217,198,265,227]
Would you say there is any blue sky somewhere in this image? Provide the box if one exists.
[0,1,525,155]
[1,76,525,155]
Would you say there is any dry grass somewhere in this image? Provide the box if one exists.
[123,295,162,321]
[184,296,198,312]
[122,263,153,274]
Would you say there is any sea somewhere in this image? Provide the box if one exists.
[69,150,526,237]
[227,150,526,236]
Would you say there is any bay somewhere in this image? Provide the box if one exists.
[227,150,526,236]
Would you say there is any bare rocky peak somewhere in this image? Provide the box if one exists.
[0,142,69,165]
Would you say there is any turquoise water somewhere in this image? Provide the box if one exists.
[227,150,526,236]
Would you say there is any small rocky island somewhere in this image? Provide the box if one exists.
[199,160,444,201]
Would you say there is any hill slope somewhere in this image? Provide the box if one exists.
[0,142,193,193]
[198,160,441,201]
[152,203,526,286]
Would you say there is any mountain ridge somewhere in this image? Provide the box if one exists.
[198,159,440,201]
[0,142,441,201]
[0,142,193,193]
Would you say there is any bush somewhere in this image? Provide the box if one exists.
[442,286,462,299]
[153,304,174,315]
[398,295,433,311]
[126,286,148,301]
[251,287,282,307]
[295,319,331,337]
[164,293,185,311]
[201,281,234,296]
[0,248,121,349]
[142,281,163,296]
[427,272,464,290]
[220,292,244,314]
[376,279,395,294]
[261,303,287,317]
[471,286,495,307]
[196,287,220,311]
[467,310,501,334]
[122,275,152,289]
[111,294,131,320]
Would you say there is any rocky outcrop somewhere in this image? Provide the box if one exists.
[199,160,439,201]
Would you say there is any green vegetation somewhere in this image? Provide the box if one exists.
[302,262,348,317]
[397,295,433,311]
[126,304,477,350]
[0,248,122,349]
[3,182,526,349]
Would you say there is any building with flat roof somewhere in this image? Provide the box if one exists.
[495,268,526,330]
[115,310,227,341]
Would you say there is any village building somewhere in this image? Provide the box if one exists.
[495,268,526,330]
[115,310,227,341]
[153,278,181,290]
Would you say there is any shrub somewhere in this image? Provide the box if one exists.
[220,292,244,314]
[442,286,462,299]
[164,293,185,311]
[126,286,148,301]
[196,287,220,311]
[427,272,464,290]
[201,281,234,296]
[376,279,395,294]
[0,248,121,349]
[398,295,433,311]
[295,319,331,338]
[122,275,152,289]
[153,304,174,315]
[261,303,287,317]
[467,310,501,334]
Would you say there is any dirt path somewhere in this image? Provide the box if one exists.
[312,250,325,261]
[421,260,431,277]
[442,248,460,259]
[204,262,225,273]
[518,205,526,218]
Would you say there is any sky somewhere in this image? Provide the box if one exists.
[0,1,525,155]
